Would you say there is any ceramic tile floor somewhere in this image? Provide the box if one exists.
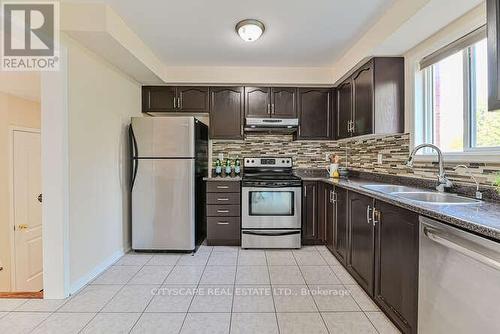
[0,245,401,334]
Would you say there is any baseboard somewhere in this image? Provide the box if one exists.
[69,248,126,295]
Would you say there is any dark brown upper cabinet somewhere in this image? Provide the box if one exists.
[488,0,500,110]
[245,87,297,118]
[142,86,177,112]
[374,201,419,334]
[335,57,404,139]
[142,86,209,113]
[337,81,352,139]
[347,191,375,296]
[297,88,333,140]
[209,87,244,140]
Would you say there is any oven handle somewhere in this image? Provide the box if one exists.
[242,230,301,236]
[242,185,302,189]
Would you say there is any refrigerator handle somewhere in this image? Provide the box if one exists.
[129,125,139,191]
[129,124,138,158]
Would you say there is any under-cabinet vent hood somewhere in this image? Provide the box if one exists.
[244,118,298,134]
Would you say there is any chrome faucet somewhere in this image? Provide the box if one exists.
[406,144,453,192]
[454,165,483,200]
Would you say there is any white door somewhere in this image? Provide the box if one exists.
[13,130,42,292]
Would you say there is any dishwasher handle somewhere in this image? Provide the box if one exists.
[423,226,500,272]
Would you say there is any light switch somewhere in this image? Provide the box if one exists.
[377,153,383,164]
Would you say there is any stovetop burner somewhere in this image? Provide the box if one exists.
[242,157,301,187]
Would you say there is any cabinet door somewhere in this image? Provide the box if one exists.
[347,191,375,296]
[271,87,297,118]
[333,187,348,264]
[352,65,374,136]
[142,86,176,112]
[374,201,418,334]
[488,0,500,110]
[209,87,244,139]
[297,88,332,139]
[302,181,319,244]
[336,81,352,139]
[178,87,210,113]
[325,184,335,252]
[245,87,271,118]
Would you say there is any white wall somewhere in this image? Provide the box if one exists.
[64,34,141,293]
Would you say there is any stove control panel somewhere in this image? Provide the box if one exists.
[244,157,293,168]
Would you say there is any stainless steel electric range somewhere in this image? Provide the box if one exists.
[241,157,302,249]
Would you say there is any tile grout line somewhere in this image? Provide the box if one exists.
[265,250,281,334]
[228,247,239,333]
[177,246,213,334]
[292,249,332,334]
[77,252,150,334]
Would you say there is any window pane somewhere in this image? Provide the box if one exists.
[470,39,500,148]
[431,52,464,152]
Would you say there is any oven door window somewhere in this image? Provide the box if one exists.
[249,191,294,216]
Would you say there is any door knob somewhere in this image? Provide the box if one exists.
[37,194,42,203]
[18,224,29,230]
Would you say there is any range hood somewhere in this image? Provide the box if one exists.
[244,118,298,134]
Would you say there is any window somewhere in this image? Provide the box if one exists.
[417,30,500,154]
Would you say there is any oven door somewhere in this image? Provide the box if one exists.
[242,186,302,229]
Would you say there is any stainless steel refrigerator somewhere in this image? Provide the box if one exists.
[129,116,208,251]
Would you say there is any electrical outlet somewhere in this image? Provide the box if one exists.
[218,153,224,161]
[377,153,383,164]
[325,153,330,161]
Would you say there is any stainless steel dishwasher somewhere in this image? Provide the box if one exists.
[419,216,500,334]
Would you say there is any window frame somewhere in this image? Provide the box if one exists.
[419,38,500,155]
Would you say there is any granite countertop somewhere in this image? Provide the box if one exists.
[203,176,242,181]
[295,171,500,242]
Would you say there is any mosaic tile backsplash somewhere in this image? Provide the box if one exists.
[211,133,500,188]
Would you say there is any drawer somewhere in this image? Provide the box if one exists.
[207,192,240,205]
[207,181,240,193]
[207,205,240,217]
[207,217,240,241]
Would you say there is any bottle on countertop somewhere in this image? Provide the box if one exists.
[234,158,241,175]
[225,159,232,176]
[215,159,222,177]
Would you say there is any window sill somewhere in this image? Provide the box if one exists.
[414,151,500,163]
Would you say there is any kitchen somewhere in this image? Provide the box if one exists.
[1,0,500,333]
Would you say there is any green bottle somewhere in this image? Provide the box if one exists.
[234,158,241,175]
[215,159,222,176]
[225,159,232,176]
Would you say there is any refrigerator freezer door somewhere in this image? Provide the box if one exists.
[132,158,195,250]
[131,117,195,158]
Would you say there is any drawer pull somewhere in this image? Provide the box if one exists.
[217,210,230,213]
[217,198,229,201]
[217,222,229,225]
[217,186,229,189]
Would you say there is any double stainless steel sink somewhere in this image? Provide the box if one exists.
[362,184,481,205]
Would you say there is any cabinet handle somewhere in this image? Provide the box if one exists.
[304,187,307,198]
[272,104,275,114]
[366,206,372,224]
[372,209,380,226]
[267,104,271,115]
[217,221,229,225]
[217,210,229,213]
[216,186,229,189]
[217,198,229,201]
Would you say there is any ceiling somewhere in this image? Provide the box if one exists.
[64,0,395,67]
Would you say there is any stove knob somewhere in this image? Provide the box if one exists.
[281,160,285,163]
[286,160,290,163]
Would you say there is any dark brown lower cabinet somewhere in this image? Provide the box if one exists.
[206,181,241,246]
[325,184,335,252]
[347,191,375,296]
[333,187,348,265]
[302,181,325,245]
[374,201,419,334]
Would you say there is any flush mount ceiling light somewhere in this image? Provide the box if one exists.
[235,19,265,42]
